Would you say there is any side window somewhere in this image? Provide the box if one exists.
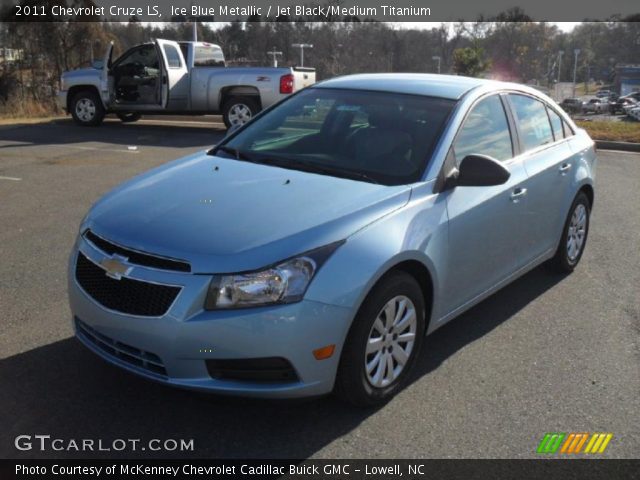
[163,44,182,69]
[509,94,554,151]
[547,107,565,140]
[116,45,158,70]
[194,46,225,67]
[453,95,513,162]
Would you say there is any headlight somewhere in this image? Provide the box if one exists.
[204,241,344,310]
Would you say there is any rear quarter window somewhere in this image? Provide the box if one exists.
[194,46,225,67]
[546,107,565,141]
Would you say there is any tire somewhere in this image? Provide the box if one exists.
[116,112,141,123]
[70,90,105,126]
[548,191,591,273]
[335,271,426,407]
[222,96,259,129]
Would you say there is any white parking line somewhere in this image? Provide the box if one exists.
[47,144,140,154]
[138,119,225,127]
[0,175,22,181]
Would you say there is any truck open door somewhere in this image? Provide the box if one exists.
[155,39,189,110]
[100,42,113,104]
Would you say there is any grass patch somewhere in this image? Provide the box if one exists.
[575,120,640,143]
[0,97,60,119]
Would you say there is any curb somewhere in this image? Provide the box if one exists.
[595,140,640,152]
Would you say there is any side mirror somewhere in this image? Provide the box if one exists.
[452,154,511,187]
[91,60,104,70]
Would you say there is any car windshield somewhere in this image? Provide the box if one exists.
[212,88,455,185]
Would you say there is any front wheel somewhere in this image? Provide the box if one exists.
[70,90,105,126]
[335,272,426,407]
[222,97,259,129]
[548,191,591,273]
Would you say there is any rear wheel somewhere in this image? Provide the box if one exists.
[222,96,259,129]
[335,272,426,407]
[548,191,591,273]
[116,112,141,123]
[70,90,105,126]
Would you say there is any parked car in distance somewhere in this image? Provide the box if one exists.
[560,97,584,114]
[583,98,608,114]
[58,40,316,128]
[69,74,596,406]
[609,96,638,114]
[627,104,640,121]
[595,89,613,98]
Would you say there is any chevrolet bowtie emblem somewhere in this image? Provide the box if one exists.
[99,254,132,280]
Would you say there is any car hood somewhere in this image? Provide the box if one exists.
[85,151,412,273]
[63,67,100,79]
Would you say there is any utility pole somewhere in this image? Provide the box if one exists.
[432,55,441,74]
[572,48,580,98]
[557,50,564,84]
[267,47,282,67]
[292,43,313,67]
[192,21,197,42]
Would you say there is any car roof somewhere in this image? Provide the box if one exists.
[314,73,499,100]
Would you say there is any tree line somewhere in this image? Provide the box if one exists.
[0,3,639,114]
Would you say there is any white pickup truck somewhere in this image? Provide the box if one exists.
[58,39,316,128]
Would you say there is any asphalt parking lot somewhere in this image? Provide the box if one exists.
[0,117,638,459]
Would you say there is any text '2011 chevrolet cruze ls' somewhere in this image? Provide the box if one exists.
[69,74,596,406]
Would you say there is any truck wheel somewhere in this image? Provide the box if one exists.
[116,112,141,123]
[70,90,105,126]
[222,97,259,129]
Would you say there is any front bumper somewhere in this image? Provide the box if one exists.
[68,236,354,398]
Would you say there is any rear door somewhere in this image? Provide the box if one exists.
[442,93,530,315]
[507,94,574,260]
[155,39,189,110]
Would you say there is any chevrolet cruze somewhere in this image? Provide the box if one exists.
[69,74,596,406]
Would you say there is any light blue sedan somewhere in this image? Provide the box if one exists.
[69,74,596,406]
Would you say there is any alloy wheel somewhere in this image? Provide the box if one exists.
[567,203,587,262]
[365,295,417,388]
[228,104,253,126]
[75,98,96,122]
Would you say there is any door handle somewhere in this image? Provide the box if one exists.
[510,187,527,202]
[559,163,572,174]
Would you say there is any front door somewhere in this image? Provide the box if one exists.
[440,94,530,316]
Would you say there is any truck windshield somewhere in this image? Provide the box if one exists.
[213,88,454,185]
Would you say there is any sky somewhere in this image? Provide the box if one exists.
[391,22,581,32]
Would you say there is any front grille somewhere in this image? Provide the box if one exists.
[75,252,180,317]
[84,230,191,272]
[206,357,299,383]
[75,318,167,377]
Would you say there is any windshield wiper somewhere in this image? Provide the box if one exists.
[281,159,380,184]
[211,145,253,161]
[330,169,380,185]
[258,156,380,184]
[211,148,381,184]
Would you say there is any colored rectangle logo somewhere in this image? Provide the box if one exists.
[537,433,612,454]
